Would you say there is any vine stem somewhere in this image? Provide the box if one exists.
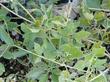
[85,54,95,82]
[12,45,86,72]
[89,68,109,82]
[0,3,34,24]
[17,2,36,22]
[105,50,110,59]
[89,7,110,12]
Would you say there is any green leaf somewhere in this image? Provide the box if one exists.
[48,0,59,3]
[75,76,86,82]
[52,21,65,26]
[93,59,106,70]
[0,8,8,20]
[0,45,8,56]
[40,4,46,12]
[61,44,83,59]
[29,54,41,64]
[84,12,94,20]
[51,38,60,48]
[0,63,5,76]
[34,43,43,55]
[94,12,105,21]
[51,68,60,82]
[21,23,38,49]
[79,17,91,26]
[102,18,110,28]
[26,67,45,80]
[51,73,59,82]
[21,23,40,33]
[21,23,30,33]
[60,21,80,36]
[101,0,110,9]
[7,22,18,30]
[29,28,40,33]
[0,26,14,45]
[75,30,91,42]
[3,49,28,59]
[59,70,72,82]
[91,75,107,82]
[86,0,101,8]
[13,49,28,59]
[39,74,48,82]
[39,0,47,4]
[92,47,105,57]
[23,33,36,49]
[3,51,14,59]
[43,39,57,59]
[92,41,102,48]
[74,60,86,70]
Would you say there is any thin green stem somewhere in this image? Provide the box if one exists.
[105,50,110,59]
[85,54,95,81]
[13,45,86,72]
[89,7,110,12]
[17,2,36,22]
[89,68,109,82]
[0,3,34,24]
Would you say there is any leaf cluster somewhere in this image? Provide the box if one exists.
[0,0,110,82]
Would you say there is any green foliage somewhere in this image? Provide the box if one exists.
[92,47,105,57]
[94,12,106,21]
[0,8,8,20]
[0,26,14,45]
[91,75,107,82]
[26,67,46,79]
[0,63,5,76]
[86,0,101,8]
[0,0,110,82]
[75,30,91,42]
[61,44,83,59]
[101,0,110,9]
